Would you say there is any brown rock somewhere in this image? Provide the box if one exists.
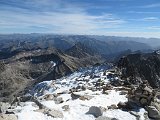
[79,95,94,101]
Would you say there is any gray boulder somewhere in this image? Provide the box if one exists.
[86,106,103,117]
[147,106,160,119]
[71,93,81,100]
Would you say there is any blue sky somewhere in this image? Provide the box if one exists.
[0,0,160,38]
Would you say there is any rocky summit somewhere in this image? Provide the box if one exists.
[1,63,160,120]
[0,34,160,120]
[117,51,160,88]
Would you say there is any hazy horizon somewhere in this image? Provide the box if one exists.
[0,0,160,38]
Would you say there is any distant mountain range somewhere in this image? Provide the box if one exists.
[0,34,153,59]
[89,35,160,48]
[0,34,157,102]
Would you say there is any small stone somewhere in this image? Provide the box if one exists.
[81,85,87,91]
[79,95,94,101]
[99,106,107,112]
[71,93,81,100]
[108,104,117,109]
[54,97,64,104]
[119,91,127,95]
[129,111,140,119]
[62,105,70,111]
[139,97,148,106]
[44,94,54,100]
[117,102,126,109]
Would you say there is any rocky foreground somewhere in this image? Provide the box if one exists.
[0,65,160,120]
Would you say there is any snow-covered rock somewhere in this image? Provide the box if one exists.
[11,65,148,120]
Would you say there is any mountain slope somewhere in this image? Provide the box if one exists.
[65,42,97,58]
[0,47,104,102]
[0,34,152,57]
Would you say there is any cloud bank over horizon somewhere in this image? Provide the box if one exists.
[0,0,160,38]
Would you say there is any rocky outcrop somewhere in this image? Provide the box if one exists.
[127,81,155,107]
[117,52,160,88]
[0,47,103,103]
[117,81,160,119]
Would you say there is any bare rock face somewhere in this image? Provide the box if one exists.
[86,106,103,117]
[117,52,160,88]
[0,114,18,120]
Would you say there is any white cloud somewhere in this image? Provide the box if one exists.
[103,32,160,38]
[0,2,125,34]
[1,0,160,38]
[128,11,160,14]
[142,17,159,21]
